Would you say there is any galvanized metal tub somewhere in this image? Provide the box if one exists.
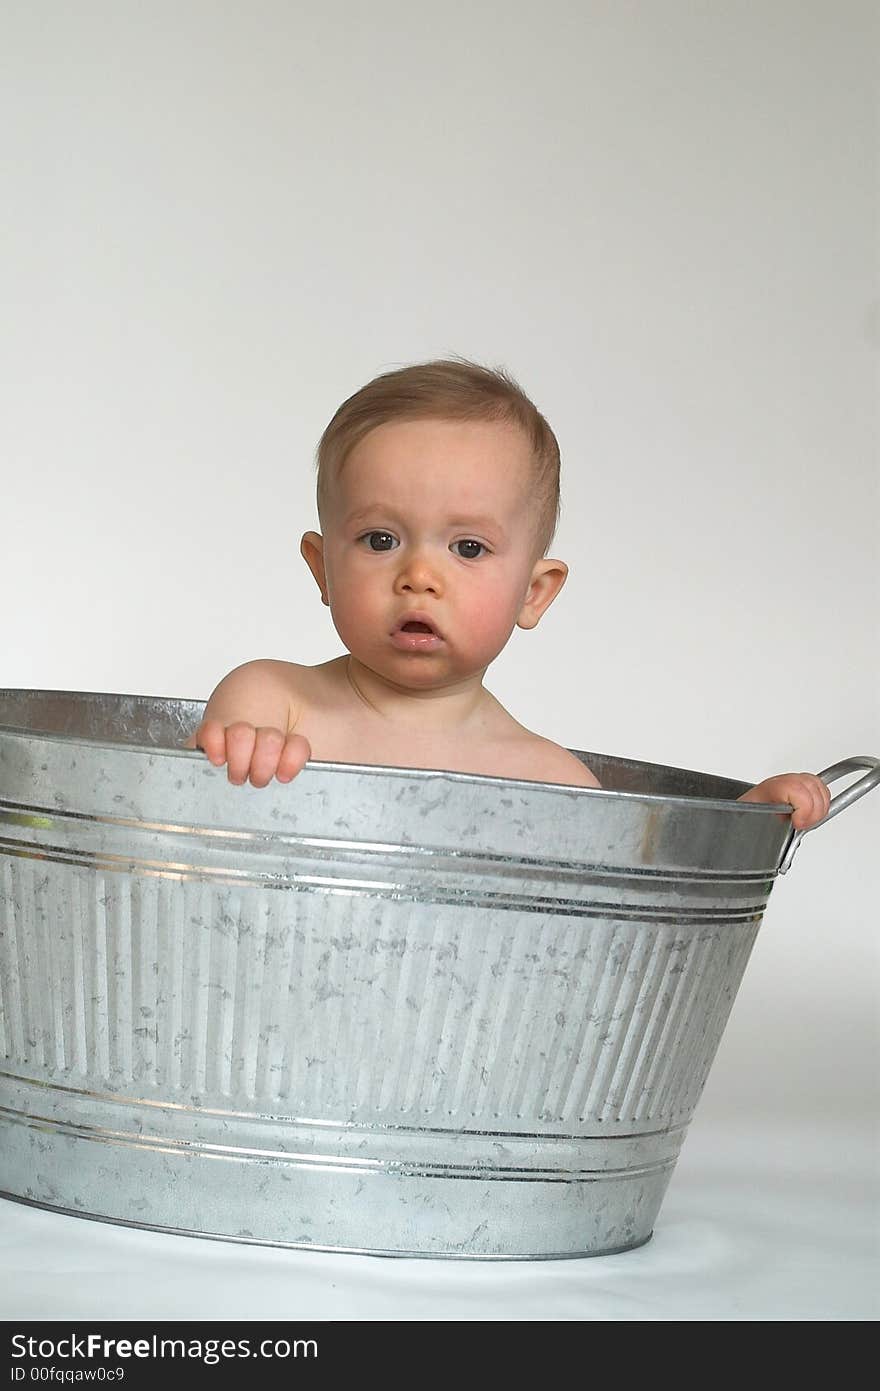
[0,690,876,1259]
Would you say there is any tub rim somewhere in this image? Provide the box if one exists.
[0,690,792,819]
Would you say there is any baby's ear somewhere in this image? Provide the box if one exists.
[516,558,568,630]
[300,531,330,606]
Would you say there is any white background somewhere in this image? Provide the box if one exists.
[1,1,877,1320]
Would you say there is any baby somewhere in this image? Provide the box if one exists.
[186,359,830,831]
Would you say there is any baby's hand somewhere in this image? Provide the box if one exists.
[192,719,311,788]
[737,773,831,830]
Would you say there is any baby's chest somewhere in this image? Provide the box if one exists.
[295,707,521,779]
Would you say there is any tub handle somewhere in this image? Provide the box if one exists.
[777,755,880,874]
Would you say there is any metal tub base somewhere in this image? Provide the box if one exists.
[0,1073,677,1257]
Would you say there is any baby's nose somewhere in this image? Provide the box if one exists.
[394,552,443,594]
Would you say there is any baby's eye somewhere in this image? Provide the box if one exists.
[359,531,399,552]
[450,539,488,560]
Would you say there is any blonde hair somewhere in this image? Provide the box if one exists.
[315,358,561,556]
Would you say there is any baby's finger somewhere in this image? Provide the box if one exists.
[788,780,812,829]
[225,722,257,785]
[248,727,287,788]
[803,774,828,829]
[791,775,827,830]
[195,719,228,767]
[808,774,831,826]
[276,733,312,783]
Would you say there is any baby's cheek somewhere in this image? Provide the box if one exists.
[459,587,520,653]
[328,586,380,640]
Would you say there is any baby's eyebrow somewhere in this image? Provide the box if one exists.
[345,505,506,540]
[446,515,506,538]
[344,505,396,525]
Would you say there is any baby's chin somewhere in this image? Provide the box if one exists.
[350,649,488,691]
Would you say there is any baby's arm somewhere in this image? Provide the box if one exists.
[184,660,311,787]
[737,772,830,829]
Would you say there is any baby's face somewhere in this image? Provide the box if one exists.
[305,417,558,690]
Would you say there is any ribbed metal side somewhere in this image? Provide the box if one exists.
[0,855,760,1132]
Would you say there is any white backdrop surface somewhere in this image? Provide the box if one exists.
[0,0,877,1321]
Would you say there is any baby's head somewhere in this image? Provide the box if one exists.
[301,359,570,689]
[315,359,561,560]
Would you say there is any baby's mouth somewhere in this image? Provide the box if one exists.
[391,614,444,646]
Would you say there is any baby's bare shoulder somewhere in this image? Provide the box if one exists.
[507,734,601,788]
[191,659,314,742]
[231,658,353,723]
[222,658,312,702]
